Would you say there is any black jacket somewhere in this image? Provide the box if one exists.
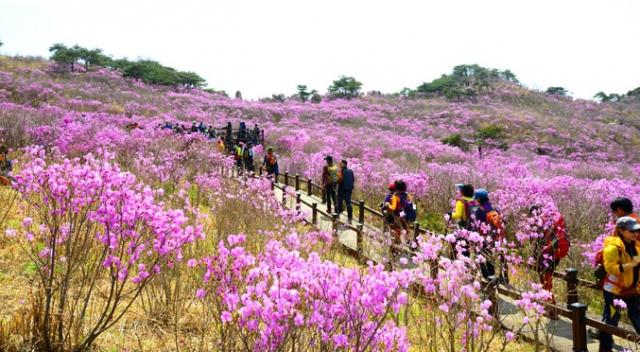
[338,167,355,192]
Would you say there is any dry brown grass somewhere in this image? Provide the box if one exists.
[0,55,48,72]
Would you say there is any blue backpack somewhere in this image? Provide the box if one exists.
[396,192,417,221]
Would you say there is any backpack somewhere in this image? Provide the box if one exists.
[458,198,474,229]
[326,165,339,185]
[594,247,630,290]
[397,193,417,221]
[547,215,570,259]
[243,148,252,159]
[482,207,506,240]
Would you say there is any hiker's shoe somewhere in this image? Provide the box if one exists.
[588,328,600,339]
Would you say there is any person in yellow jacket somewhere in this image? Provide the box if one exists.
[447,183,475,229]
[599,216,640,351]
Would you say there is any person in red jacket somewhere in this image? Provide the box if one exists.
[529,204,570,320]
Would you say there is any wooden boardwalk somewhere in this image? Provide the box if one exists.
[270,180,638,352]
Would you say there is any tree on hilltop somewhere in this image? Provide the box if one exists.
[297,85,310,102]
[177,71,206,89]
[77,47,109,70]
[49,43,82,72]
[499,69,519,83]
[545,87,569,96]
[328,76,362,100]
[0,39,3,50]
[594,91,621,103]
[627,87,640,98]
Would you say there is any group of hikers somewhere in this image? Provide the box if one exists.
[156,121,263,146]
[321,156,355,223]
[448,185,640,351]
[5,118,640,351]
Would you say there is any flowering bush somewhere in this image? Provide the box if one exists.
[11,147,203,351]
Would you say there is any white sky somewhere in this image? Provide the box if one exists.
[1,0,639,100]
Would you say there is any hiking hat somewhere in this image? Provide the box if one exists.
[267,147,273,152]
[455,184,464,190]
[324,155,334,163]
[617,216,640,232]
[388,183,395,191]
[473,189,489,201]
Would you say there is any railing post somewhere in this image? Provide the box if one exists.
[566,268,579,309]
[307,178,312,197]
[571,303,588,352]
[412,221,421,245]
[312,202,318,225]
[332,212,339,235]
[487,276,499,318]
[259,164,263,177]
[296,193,301,215]
[295,174,300,191]
[430,258,438,281]
[284,171,289,187]
[271,180,275,191]
[357,224,364,256]
[274,173,279,184]
[282,186,287,207]
[358,200,365,224]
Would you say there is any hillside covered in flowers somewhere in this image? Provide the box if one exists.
[0,55,639,351]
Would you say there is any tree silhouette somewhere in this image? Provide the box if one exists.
[297,85,310,102]
[545,87,569,96]
[328,76,362,99]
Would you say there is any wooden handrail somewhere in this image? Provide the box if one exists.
[262,172,640,350]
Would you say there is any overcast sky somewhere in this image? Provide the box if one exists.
[1,0,638,100]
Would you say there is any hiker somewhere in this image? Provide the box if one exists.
[198,122,206,133]
[232,142,243,170]
[385,180,417,245]
[254,124,261,143]
[446,183,475,257]
[337,159,355,224]
[243,142,255,172]
[239,121,247,140]
[0,145,13,186]
[322,155,339,213]
[590,197,638,339]
[262,147,279,178]
[528,204,569,320]
[163,122,172,130]
[470,190,506,280]
[217,137,226,152]
[448,184,475,229]
[612,197,638,237]
[209,125,217,139]
[190,122,198,134]
[598,216,640,351]
[226,122,232,141]
[381,183,396,231]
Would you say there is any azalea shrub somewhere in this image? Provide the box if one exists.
[1,56,639,351]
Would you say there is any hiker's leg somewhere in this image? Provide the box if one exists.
[330,188,337,213]
[599,291,620,351]
[345,190,353,220]
[624,295,640,334]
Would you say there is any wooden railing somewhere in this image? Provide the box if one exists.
[230,164,640,352]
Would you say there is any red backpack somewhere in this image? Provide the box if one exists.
[483,207,506,240]
[547,214,570,259]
